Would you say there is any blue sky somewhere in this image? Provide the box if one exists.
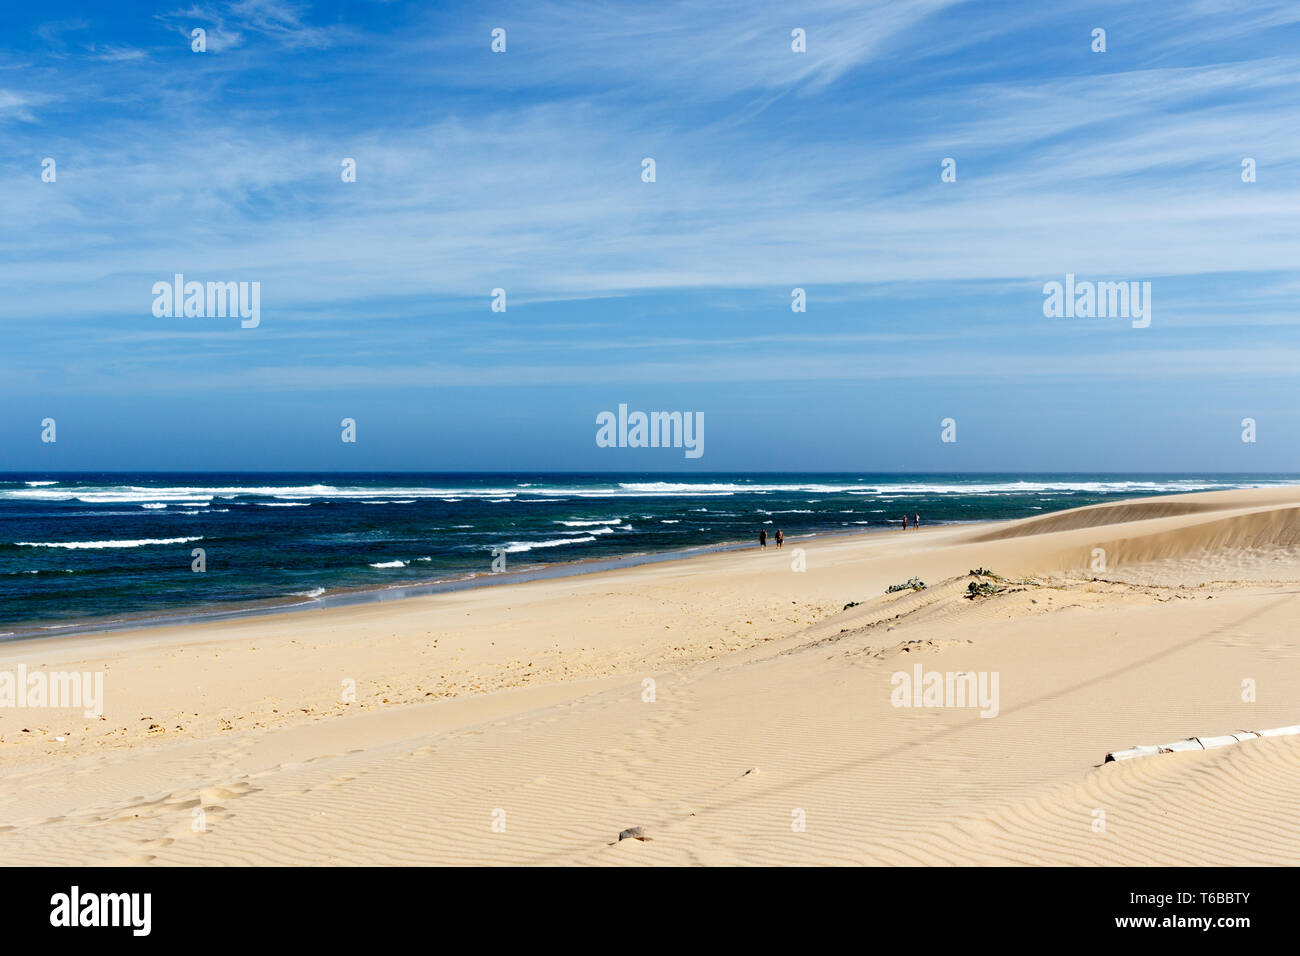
[2,0,1299,471]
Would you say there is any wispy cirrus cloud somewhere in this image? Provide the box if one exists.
[156,0,348,52]
[3,0,1300,470]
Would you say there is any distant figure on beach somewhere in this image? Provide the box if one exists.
[759,528,767,548]
[776,529,784,548]
[913,513,920,529]
[901,514,908,530]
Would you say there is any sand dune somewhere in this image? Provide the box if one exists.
[968,485,1300,541]
[3,486,1300,865]
[962,487,1300,580]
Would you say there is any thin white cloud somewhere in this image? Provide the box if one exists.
[1,0,1298,406]
[156,0,345,52]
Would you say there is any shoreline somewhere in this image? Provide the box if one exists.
[1,524,941,645]
[6,474,1294,644]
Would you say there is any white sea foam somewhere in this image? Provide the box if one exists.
[496,536,596,553]
[15,536,204,549]
[556,518,623,527]
[369,560,409,568]
[621,479,1276,496]
[79,494,212,505]
[0,478,1285,507]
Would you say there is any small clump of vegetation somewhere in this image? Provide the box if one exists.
[966,580,1002,599]
[886,577,926,594]
[968,567,1003,580]
[842,601,861,611]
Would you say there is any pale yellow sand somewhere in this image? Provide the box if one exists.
[3,486,1300,865]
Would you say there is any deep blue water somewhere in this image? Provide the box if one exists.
[2,472,1295,638]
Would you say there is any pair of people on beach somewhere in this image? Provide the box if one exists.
[902,513,919,530]
[759,528,783,549]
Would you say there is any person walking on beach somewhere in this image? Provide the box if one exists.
[901,514,908,530]
[913,513,920,529]
[776,529,784,549]
[759,528,768,549]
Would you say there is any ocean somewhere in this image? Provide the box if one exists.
[2,472,1294,639]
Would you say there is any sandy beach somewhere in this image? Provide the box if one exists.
[3,485,1300,866]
